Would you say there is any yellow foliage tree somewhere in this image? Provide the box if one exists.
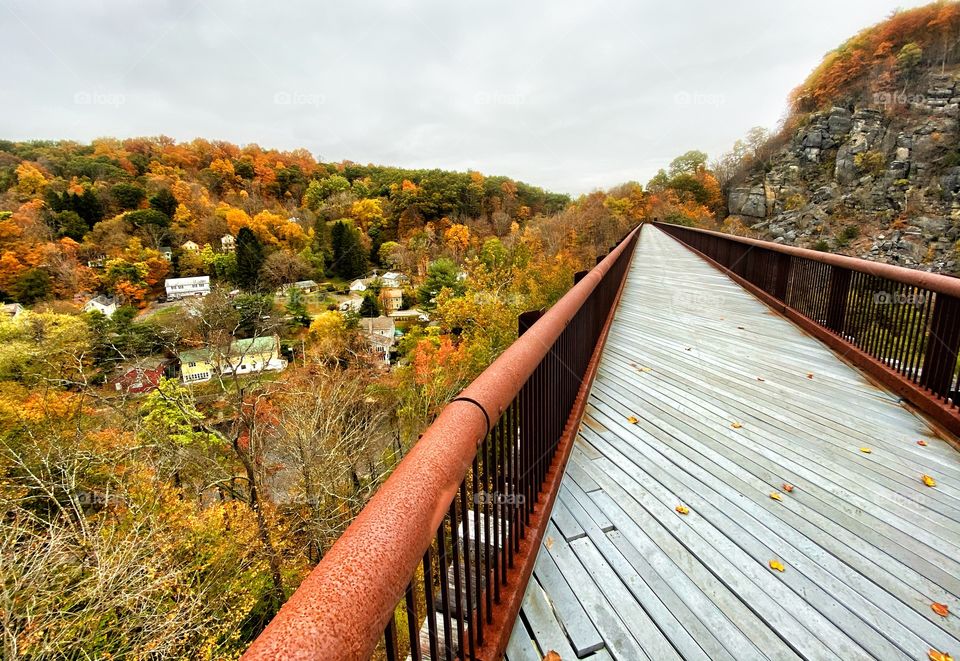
[15,162,48,200]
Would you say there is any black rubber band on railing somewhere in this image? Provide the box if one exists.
[451,396,492,438]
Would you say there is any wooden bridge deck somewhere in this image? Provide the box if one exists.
[507,226,960,661]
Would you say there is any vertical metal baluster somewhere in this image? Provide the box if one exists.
[423,550,439,661]
[507,399,526,553]
[458,480,476,657]
[902,286,923,377]
[910,291,933,381]
[507,398,516,566]
[471,453,485,641]
[483,431,493,619]
[436,522,453,661]
[405,582,421,661]
[891,284,912,372]
[865,277,882,357]
[448,494,465,659]
[491,415,501,598]
[384,612,399,661]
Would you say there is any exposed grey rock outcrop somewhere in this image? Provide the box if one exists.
[727,71,960,274]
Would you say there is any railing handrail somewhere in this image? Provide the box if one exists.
[243,225,642,660]
[652,221,960,298]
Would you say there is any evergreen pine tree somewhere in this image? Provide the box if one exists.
[236,227,265,290]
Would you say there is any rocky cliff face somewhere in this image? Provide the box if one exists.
[727,70,960,273]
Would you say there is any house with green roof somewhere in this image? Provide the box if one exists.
[178,335,286,384]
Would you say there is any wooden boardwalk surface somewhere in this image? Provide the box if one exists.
[507,225,960,661]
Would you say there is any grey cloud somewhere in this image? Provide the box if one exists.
[0,0,931,194]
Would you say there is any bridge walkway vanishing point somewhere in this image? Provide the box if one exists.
[507,226,960,661]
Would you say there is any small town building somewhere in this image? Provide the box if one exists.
[381,271,407,287]
[389,308,428,322]
[349,279,368,293]
[84,295,118,317]
[165,276,210,300]
[360,316,396,365]
[178,335,287,383]
[220,336,287,376]
[159,246,173,261]
[380,287,403,313]
[221,234,236,253]
[279,280,318,295]
[179,348,215,383]
[86,255,106,268]
[339,296,363,312]
[181,240,200,252]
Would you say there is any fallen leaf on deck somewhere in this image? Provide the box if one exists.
[737,326,745,330]
[807,373,814,379]
[770,492,783,501]
[929,650,954,661]
[543,652,562,661]
[923,474,937,487]
[860,447,872,454]
[918,440,929,447]
[626,416,638,424]
[769,559,785,572]
[638,366,652,373]
[932,602,950,617]
[545,536,554,550]
[684,347,692,351]
[730,422,743,429]
[676,505,690,515]
[757,377,766,382]
[783,483,795,493]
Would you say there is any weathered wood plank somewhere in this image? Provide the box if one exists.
[509,226,960,661]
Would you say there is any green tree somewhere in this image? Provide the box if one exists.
[286,288,311,327]
[236,227,265,289]
[359,292,380,318]
[897,42,923,81]
[377,241,402,268]
[126,208,170,230]
[112,182,146,210]
[12,268,52,305]
[418,258,462,310]
[668,150,708,176]
[304,175,351,209]
[149,187,178,218]
[330,220,367,279]
[479,237,508,270]
[53,210,88,240]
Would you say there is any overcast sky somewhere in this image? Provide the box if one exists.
[0,0,933,194]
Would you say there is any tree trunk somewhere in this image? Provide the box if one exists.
[235,438,285,609]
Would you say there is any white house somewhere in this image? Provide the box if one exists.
[84,295,118,317]
[360,316,396,365]
[381,271,407,287]
[221,234,236,253]
[165,276,210,300]
[159,246,173,261]
[349,279,368,293]
[181,240,200,252]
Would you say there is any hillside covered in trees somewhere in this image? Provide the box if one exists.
[3,137,694,659]
[719,1,960,272]
[0,137,574,306]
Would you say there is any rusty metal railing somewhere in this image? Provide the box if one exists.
[655,221,960,436]
[243,225,641,661]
